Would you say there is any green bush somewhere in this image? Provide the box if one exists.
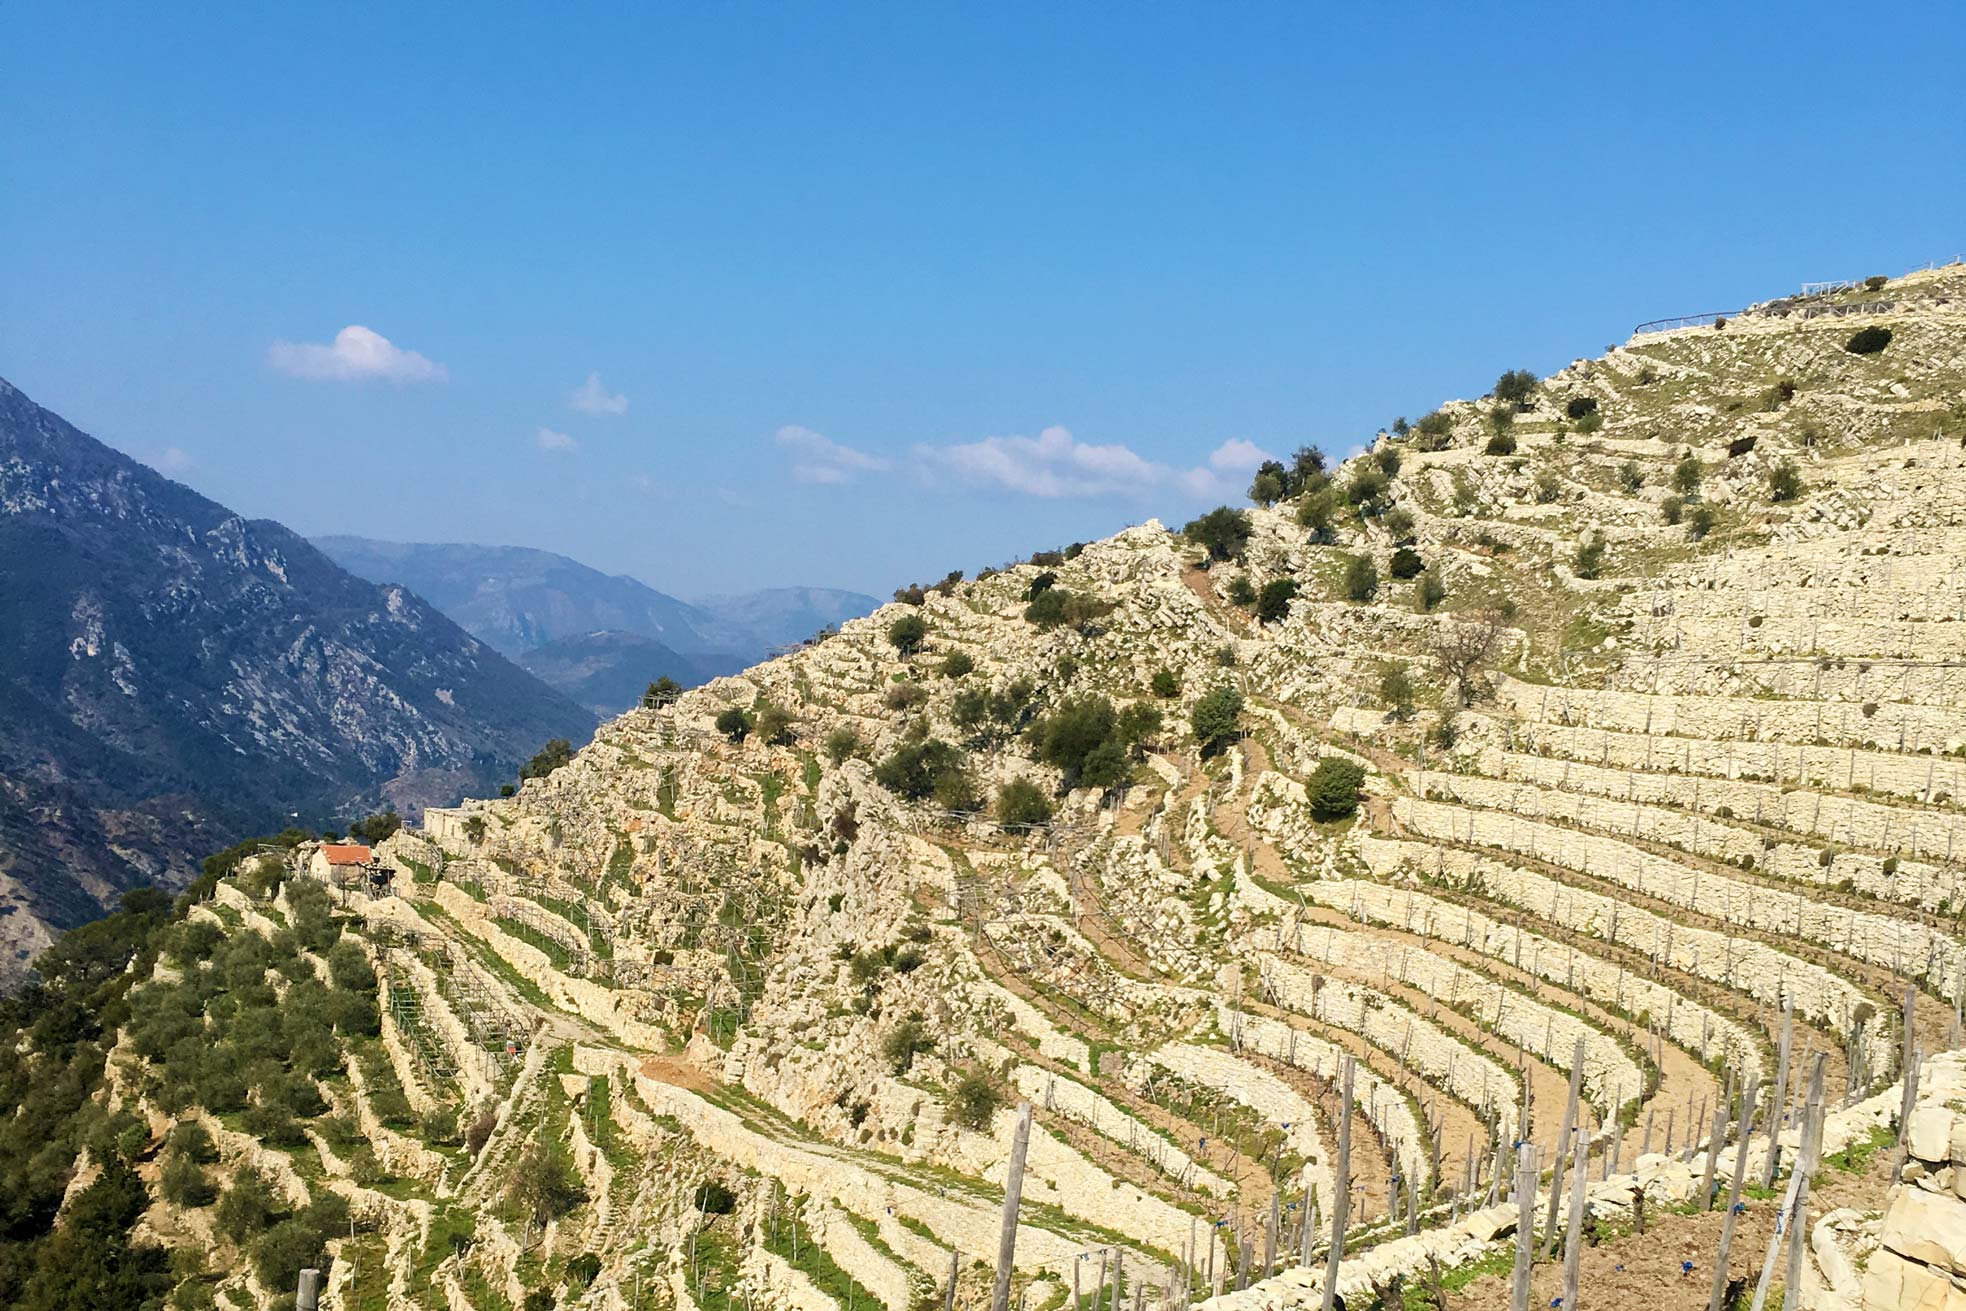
[1483,431,1516,456]
[1184,506,1252,561]
[939,650,975,678]
[948,1073,1001,1130]
[1023,588,1113,631]
[1573,538,1605,579]
[823,727,862,764]
[1256,578,1299,624]
[162,1152,216,1207]
[1845,325,1892,355]
[1534,471,1562,503]
[756,701,797,746]
[1673,454,1703,495]
[1493,369,1538,407]
[1373,446,1402,477]
[1344,466,1390,511]
[1295,488,1338,541]
[1415,570,1446,612]
[1412,410,1455,451]
[1619,461,1645,492]
[714,707,750,742]
[642,675,683,708]
[1565,396,1598,420]
[995,779,1053,828]
[1769,460,1803,502]
[1150,668,1180,698]
[696,1181,738,1215]
[882,1018,934,1074]
[1688,504,1717,539]
[888,614,928,655]
[1226,574,1257,607]
[1379,664,1415,721]
[1306,758,1368,821]
[1190,684,1245,755]
[1388,547,1424,580]
[1380,507,1416,543]
[1574,410,1604,434]
[1341,554,1378,602]
[874,738,969,801]
[1661,495,1685,525]
[507,1135,589,1226]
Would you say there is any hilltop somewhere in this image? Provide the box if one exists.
[6,264,1966,1311]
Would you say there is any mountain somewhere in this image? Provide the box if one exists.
[9,265,1966,1309]
[313,535,880,685]
[514,629,746,716]
[0,377,594,981]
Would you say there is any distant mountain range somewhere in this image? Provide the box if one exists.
[0,378,596,982]
[314,536,878,713]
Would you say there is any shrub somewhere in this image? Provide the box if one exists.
[1023,588,1113,631]
[1226,574,1257,607]
[893,583,926,606]
[885,681,927,712]
[1248,467,1286,506]
[1388,547,1424,580]
[756,701,797,745]
[939,650,976,678]
[520,738,573,782]
[995,779,1053,829]
[948,1073,1001,1130]
[1150,668,1180,698]
[1484,431,1517,456]
[1026,571,1057,599]
[1190,684,1245,754]
[1845,325,1892,355]
[1618,461,1644,492]
[1862,275,1888,292]
[695,1181,738,1215]
[1344,466,1390,512]
[1769,460,1803,502]
[1565,396,1598,420]
[824,727,862,764]
[1296,488,1338,541]
[932,768,981,813]
[882,1017,934,1074]
[888,614,928,655]
[1672,454,1703,495]
[1415,570,1446,612]
[714,707,750,742]
[1412,410,1455,451]
[1534,471,1562,503]
[1256,578,1299,624]
[1184,506,1253,561]
[162,1152,216,1207]
[1574,410,1604,434]
[1341,554,1379,602]
[1688,504,1717,539]
[1493,369,1538,407]
[1373,446,1402,477]
[1661,495,1685,525]
[1573,538,1605,579]
[1379,664,1415,720]
[1306,758,1368,821]
[216,1167,286,1243]
[508,1136,589,1225]
[168,1120,218,1164]
[874,738,968,800]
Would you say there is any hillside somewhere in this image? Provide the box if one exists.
[516,631,746,716]
[315,537,878,665]
[6,265,1966,1311]
[0,379,595,983]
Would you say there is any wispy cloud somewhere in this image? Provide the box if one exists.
[774,425,890,484]
[569,371,628,416]
[267,325,447,383]
[913,426,1270,501]
[150,446,195,475]
[536,427,578,453]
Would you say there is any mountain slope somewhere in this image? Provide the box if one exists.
[0,377,594,979]
[514,629,745,715]
[314,535,879,666]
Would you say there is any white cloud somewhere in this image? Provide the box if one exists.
[266,325,447,383]
[915,425,1261,501]
[1208,438,1273,472]
[536,427,578,453]
[775,425,890,484]
[569,371,628,416]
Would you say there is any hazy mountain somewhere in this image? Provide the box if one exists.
[315,536,879,671]
[0,378,594,981]
[515,630,746,716]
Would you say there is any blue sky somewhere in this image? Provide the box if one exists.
[4,4,1961,597]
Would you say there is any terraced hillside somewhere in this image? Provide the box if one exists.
[14,264,1966,1311]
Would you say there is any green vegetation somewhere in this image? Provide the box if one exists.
[888,613,928,656]
[1030,695,1161,790]
[1190,683,1244,755]
[715,706,751,742]
[642,675,683,708]
[1183,506,1252,561]
[1342,553,1379,602]
[520,738,574,782]
[995,779,1053,828]
[1845,325,1892,355]
[1023,587,1114,631]
[1150,668,1180,698]
[1306,757,1367,821]
[1256,577,1298,624]
[1492,367,1538,406]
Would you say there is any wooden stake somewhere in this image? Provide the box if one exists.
[1510,1145,1540,1311]
[1706,1074,1760,1311]
[1543,1037,1586,1258]
[991,1102,1034,1311]
[1760,999,1793,1190]
[1560,1125,1590,1311]
[949,1250,962,1311]
[1319,1057,1354,1311]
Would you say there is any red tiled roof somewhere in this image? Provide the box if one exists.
[320,843,373,866]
